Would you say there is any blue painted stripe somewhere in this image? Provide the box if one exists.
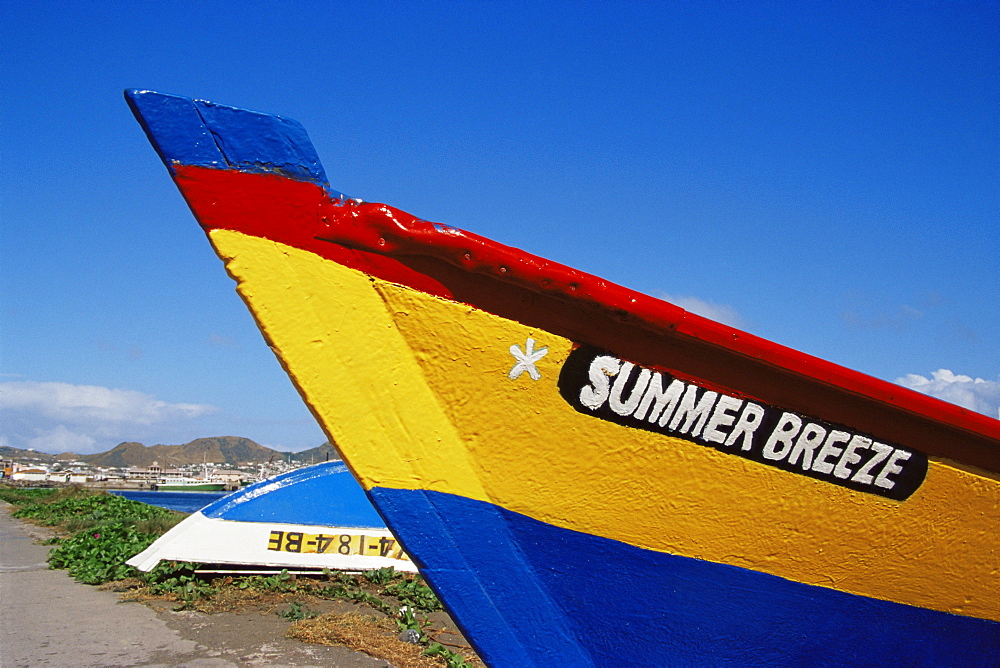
[124,89,347,199]
[201,462,387,528]
[370,487,1000,667]
[371,488,593,667]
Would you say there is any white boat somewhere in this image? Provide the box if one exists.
[128,461,416,572]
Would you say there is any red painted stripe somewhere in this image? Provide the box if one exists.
[172,164,1000,474]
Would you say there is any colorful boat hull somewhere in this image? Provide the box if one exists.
[127,90,1000,666]
[128,461,415,573]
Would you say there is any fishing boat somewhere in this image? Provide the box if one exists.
[151,477,227,492]
[150,459,227,492]
[126,90,1000,666]
[128,461,415,573]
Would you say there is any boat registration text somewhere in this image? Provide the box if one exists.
[267,531,410,560]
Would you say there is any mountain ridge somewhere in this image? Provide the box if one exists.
[1,437,342,467]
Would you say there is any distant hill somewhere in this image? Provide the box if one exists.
[0,446,56,463]
[3,437,342,468]
[288,441,343,464]
[70,437,282,467]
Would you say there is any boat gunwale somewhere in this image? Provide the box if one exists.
[313,199,999,446]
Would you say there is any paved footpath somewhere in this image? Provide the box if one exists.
[0,502,387,667]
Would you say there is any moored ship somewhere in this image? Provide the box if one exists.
[151,477,227,492]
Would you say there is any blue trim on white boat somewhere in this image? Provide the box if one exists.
[201,461,387,529]
[371,487,1000,667]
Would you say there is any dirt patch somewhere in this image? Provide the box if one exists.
[147,603,392,667]
[116,580,483,667]
[288,612,441,668]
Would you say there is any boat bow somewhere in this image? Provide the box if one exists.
[127,89,1000,667]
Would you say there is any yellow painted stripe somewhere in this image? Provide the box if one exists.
[209,228,1000,622]
[208,231,486,499]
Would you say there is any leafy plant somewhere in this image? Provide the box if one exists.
[385,576,443,612]
[396,603,476,668]
[142,560,214,609]
[391,587,472,666]
[144,560,201,593]
[396,604,429,636]
[47,523,158,584]
[236,569,298,593]
[362,566,398,585]
[423,641,475,667]
[277,601,319,621]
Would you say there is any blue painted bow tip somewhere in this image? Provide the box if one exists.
[124,89,347,200]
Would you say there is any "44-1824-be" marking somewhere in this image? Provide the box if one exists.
[267,531,409,561]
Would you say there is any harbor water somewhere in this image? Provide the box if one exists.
[111,489,229,513]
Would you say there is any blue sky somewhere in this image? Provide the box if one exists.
[2,1,997,455]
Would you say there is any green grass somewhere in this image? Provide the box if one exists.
[7,485,180,529]
[1,483,184,585]
[0,486,60,504]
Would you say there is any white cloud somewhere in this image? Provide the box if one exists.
[658,294,748,329]
[1,381,212,424]
[25,425,97,454]
[0,381,217,454]
[895,370,1000,420]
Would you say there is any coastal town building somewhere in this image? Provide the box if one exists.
[126,462,187,483]
[0,454,310,490]
[11,467,50,483]
[5,462,92,484]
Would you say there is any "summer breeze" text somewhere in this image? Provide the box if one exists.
[557,346,927,500]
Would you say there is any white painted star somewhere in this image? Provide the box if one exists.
[508,337,548,381]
